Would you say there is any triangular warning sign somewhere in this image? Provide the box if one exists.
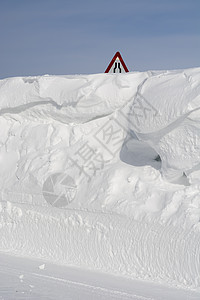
[105,51,129,73]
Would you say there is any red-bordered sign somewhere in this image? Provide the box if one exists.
[105,51,129,73]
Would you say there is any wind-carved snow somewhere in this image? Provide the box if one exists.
[0,69,200,293]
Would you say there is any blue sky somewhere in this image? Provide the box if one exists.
[0,0,200,78]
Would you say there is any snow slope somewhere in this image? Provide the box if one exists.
[0,69,200,293]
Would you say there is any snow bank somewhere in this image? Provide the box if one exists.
[0,69,200,291]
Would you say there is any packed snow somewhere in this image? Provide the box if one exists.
[0,252,199,300]
[0,68,200,298]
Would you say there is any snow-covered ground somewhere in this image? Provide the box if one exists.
[0,252,199,300]
[0,68,200,298]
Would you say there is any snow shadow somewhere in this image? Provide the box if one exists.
[120,130,161,170]
[120,131,190,186]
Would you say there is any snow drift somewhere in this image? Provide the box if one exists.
[0,68,200,291]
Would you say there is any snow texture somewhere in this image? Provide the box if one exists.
[0,252,199,300]
[0,69,200,294]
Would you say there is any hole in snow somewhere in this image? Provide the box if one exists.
[120,133,161,170]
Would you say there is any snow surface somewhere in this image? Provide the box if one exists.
[0,69,200,296]
[0,252,199,300]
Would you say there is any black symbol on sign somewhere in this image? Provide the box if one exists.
[114,62,121,73]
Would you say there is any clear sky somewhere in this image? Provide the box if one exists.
[0,0,200,78]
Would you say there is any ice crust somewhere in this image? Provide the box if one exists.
[0,69,200,290]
